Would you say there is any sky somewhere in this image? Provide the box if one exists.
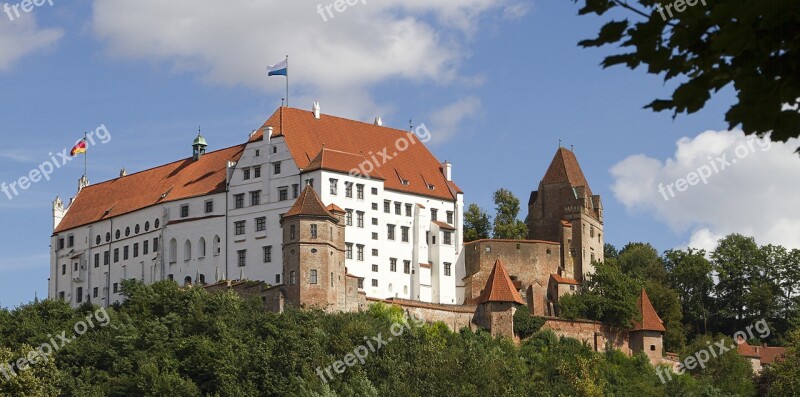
[0,0,798,308]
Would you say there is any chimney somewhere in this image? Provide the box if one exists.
[442,161,452,181]
[78,175,89,193]
[374,117,383,126]
[312,102,321,119]
[266,126,274,139]
[119,167,127,177]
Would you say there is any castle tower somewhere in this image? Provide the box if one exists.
[630,289,666,363]
[280,186,347,312]
[474,258,525,339]
[526,147,603,281]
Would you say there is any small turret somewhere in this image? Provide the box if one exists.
[192,132,207,161]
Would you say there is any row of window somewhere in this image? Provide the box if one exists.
[168,237,221,263]
[180,200,215,218]
[234,216,268,236]
[287,269,335,287]
[371,259,452,276]
[380,201,454,224]
[61,238,160,275]
[235,246,273,267]
[57,218,164,251]
[329,179,373,199]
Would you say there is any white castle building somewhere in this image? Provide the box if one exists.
[49,105,465,307]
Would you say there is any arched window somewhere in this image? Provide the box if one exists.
[155,219,160,229]
[135,224,140,234]
[198,237,206,258]
[213,235,221,256]
[199,274,206,285]
[95,236,101,245]
[169,239,178,263]
[403,285,408,295]
[125,227,130,237]
[184,240,192,261]
[144,221,150,232]
[184,276,192,286]
[388,283,393,293]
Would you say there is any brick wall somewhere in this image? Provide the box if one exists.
[541,317,631,355]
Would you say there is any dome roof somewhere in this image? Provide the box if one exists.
[193,134,207,147]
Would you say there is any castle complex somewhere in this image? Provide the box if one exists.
[49,104,670,365]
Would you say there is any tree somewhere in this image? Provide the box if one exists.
[559,261,641,328]
[463,203,492,242]
[711,234,763,332]
[664,248,713,336]
[759,329,800,396]
[604,243,619,260]
[572,0,800,147]
[491,189,528,240]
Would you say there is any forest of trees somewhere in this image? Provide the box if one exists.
[1,279,796,396]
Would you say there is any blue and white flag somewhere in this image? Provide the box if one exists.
[267,59,288,76]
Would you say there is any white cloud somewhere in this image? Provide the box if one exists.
[428,95,482,144]
[503,3,531,19]
[91,0,522,119]
[0,12,63,71]
[610,130,800,251]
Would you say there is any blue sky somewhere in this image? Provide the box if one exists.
[1,0,797,308]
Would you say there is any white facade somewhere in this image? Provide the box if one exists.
[50,126,465,307]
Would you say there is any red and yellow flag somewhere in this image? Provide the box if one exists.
[70,140,87,156]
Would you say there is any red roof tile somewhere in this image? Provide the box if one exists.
[478,258,525,305]
[542,147,592,197]
[305,147,385,180]
[759,346,787,364]
[633,289,666,332]
[736,338,761,358]
[283,186,336,219]
[432,221,456,231]
[54,145,245,234]
[251,107,461,201]
[550,274,580,285]
[325,203,345,214]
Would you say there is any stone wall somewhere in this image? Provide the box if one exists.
[541,317,631,355]
[367,297,479,332]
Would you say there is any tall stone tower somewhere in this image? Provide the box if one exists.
[526,147,603,281]
[280,185,347,312]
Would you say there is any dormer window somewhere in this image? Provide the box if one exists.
[427,184,435,190]
[401,179,410,186]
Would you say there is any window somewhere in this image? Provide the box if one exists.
[250,191,261,206]
[383,200,390,213]
[372,217,378,226]
[358,279,364,289]
[275,274,281,284]
[431,209,438,221]
[106,232,111,242]
[356,244,364,261]
[68,235,74,248]
[243,168,251,180]
[154,237,159,252]
[447,211,454,224]
[213,236,220,255]
[356,184,364,199]
[263,246,272,263]
[289,224,296,240]
[237,250,247,267]
[310,224,318,239]
[310,270,318,284]
[346,243,353,259]
[372,232,378,240]
[371,187,378,195]
[181,204,189,218]
[59,291,65,300]
[444,262,452,276]
[401,226,409,242]
[650,345,656,351]
[273,162,282,175]
[387,224,396,240]
[235,221,246,236]
[372,249,378,256]
[443,231,452,245]
[292,184,299,198]
[123,246,129,260]
[74,262,78,272]
[372,203,378,211]
[254,166,261,178]
[103,251,109,266]
[61,264,66,275]
[405,204,412,217]
[431,235,436,245]
[93,287,98,298]
[278,188,288,201]
[133,243,139,258]
[234,194,245,209]
[356,211,364,228]
[395,202,401,215]
[345,182,352,197]
[390,258,397,272]
[198,238,206,257]
[290,271,297,285]
[256,217,266,232]
[115,230,121,239]
[125,227,131,237]
[330,179,339,195]
[57,238,64,250]
[372,264,379,272]
[113,283,118,293]
[404,260,411,274]
[76,287,83,303]
[371,279,378,287]
[94,253,100,268]
[346,209,353,226]
[155,219,160,228]
[183,240,191,261]
[590,226,595,238]
[145,221,150,232]
[135,224,140,234]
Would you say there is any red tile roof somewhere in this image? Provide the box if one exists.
[737,338,761,358]
[477,258,525,305]
[633,289,666,332]
[305,147,385,180]
[550,274,580,285]
[561,220,572,227]
[432,221,456,231]
[283,186,336,219]
[542,147,592,197]
[759,346,787,364]
[251,107,462,201]
[54,145,245,234]
[325,203,345,214]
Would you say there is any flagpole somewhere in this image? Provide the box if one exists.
[84,131,88,180]
[285,55,289,108]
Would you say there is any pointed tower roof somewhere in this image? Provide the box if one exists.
[478,258,525,305]
[541,147,592,196]
[283,186,336,219]
[633,289,666,332]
